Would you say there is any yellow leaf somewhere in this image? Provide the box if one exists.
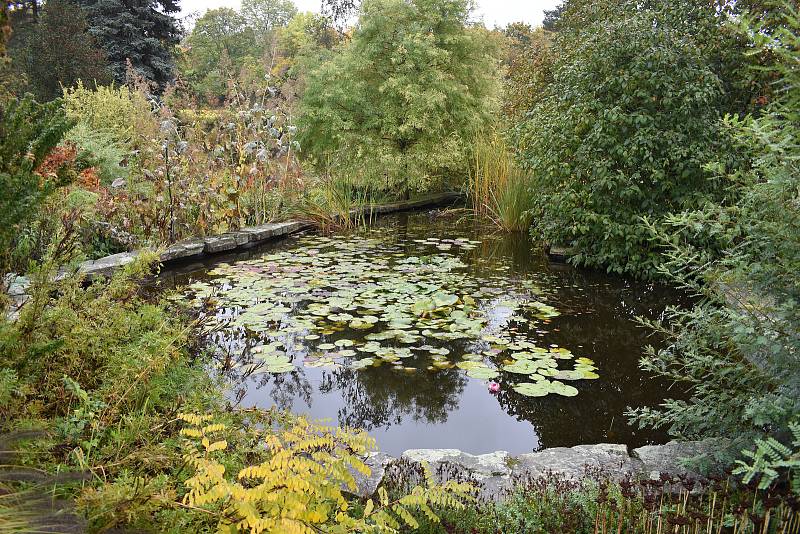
[206,440,228,452]
[364,499,374,517]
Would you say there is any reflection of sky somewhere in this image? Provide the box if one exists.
[238,368,541,455]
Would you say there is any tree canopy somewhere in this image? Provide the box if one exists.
[6,0,111,101]
[297,0,500,196]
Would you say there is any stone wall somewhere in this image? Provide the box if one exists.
[351,439,725,500]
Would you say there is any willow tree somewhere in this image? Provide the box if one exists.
[297,0,499,197]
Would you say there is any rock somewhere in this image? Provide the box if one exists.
[633,439,728,481]
[160,238,205,262]
[346,452,395,498]
[402,449,512,478]
[204,234,239,253]
[78,251,141,279]
[401,449,514,499]
[4,274,30,296]
[5,295,29,321]
[512,443,643,482]
[546,245,576,262]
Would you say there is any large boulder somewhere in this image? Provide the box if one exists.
[632,439,729,481]
[512,443,643,482]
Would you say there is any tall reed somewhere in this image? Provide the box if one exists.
[470,132,534,232]
[470,131,511,218]
[294,175,387,232]
[489,167,535,232]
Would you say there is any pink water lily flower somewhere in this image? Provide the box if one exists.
[488,382,500,394]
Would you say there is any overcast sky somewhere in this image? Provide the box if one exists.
[179,0,561,29]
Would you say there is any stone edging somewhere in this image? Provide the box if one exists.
[4,192,463,318]
[81,191,463,278]
[351,439,726,500]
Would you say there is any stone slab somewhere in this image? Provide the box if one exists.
[204,234,239,253]
[241,221,310,243]
[633,439,727,481]
[160,238,206,262]
[78,251,141,279]
[547,245,576,262]
[402,449,514,499]
[512,443,643,482]
[402,449,512,478]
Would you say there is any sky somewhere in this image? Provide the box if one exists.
[179,0,561,29]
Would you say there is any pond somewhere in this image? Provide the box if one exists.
[160,210,680,456]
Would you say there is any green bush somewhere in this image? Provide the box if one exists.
[515,0,733,277]
[64,123,129,185]
[0,254,196,419]
[0,94,75,274]
[627,4,800,464]
[297,0,500,197]
[62,81,154,151]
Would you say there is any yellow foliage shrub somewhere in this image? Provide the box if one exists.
[63,81,157,150]
[177,412,475,533]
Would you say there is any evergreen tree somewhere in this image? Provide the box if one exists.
[76,0,181,88]
[7,0,111,101]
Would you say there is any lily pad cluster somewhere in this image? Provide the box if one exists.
[184,232,600,398]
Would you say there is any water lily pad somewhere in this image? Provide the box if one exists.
[549,381,579,396]
[513,382,550,397]
[466,366,499,380]
[351,358,374,370]
[503,359,544,374]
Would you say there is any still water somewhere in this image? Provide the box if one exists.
[159,211,679,455]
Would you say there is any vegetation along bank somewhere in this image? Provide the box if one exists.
[0,0,798,532]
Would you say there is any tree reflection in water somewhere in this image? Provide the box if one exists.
[166,210,684,454]
[323,365,466,431]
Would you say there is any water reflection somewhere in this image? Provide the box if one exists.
[160,211,681,455]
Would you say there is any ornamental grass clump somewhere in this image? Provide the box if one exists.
[470,132,534,232]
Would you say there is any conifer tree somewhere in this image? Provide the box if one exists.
[76,0,181,88]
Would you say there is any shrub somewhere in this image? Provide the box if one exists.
[64,122,129,185]
[0,253,191,419]
[515,0,732,277]
[177,413,474,533]
[0,95,75,274]
[627,3,800,464]
[62,81,155,151]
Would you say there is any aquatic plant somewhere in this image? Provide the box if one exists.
[488,167,534,232]
[470,131,511,219]
[470,132,533,232]
[184,229,599,399]
[292,174,388,232]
